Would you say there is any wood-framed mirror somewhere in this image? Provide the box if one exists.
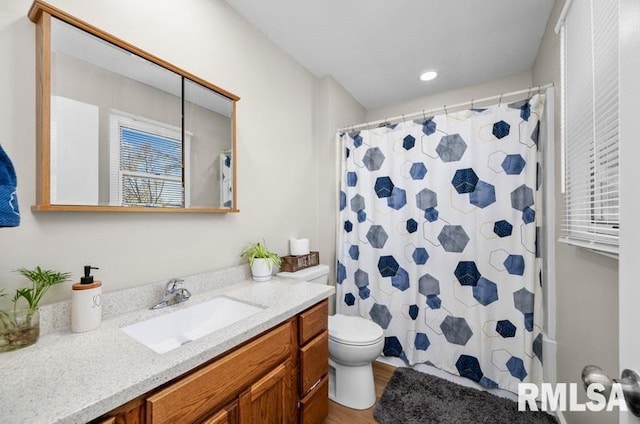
[29,1,239,213]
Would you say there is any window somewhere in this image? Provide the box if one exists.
[557,0,619,255]
[110,111,190,207]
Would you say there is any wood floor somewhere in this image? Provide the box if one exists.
[324,361,396,424]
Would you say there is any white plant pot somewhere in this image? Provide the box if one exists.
[251,258,273,282]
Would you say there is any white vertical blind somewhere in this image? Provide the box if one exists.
[559,0,619,254]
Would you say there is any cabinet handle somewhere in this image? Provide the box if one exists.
[305,378,323,395]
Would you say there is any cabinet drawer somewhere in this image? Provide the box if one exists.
[91,396,145,424]
[299,375,328,424]
[147,320,293,424]
[299,330,328,395]
[298,300,328,345]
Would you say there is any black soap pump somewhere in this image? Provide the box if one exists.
[81,265,98,284]
[71,265,102,333]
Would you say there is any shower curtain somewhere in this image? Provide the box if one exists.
[336,95,545,393]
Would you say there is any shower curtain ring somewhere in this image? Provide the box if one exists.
[444,105,448,117]
[528,87,533,98]
[498,94,503,107]
[471,99,474,109]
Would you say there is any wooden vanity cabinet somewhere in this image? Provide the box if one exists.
[93,299,330,424]
[238,361,291,423]
[297,300,329,424]
[146,320,296,424]
[93,397,145,424]
[200,401,238,424]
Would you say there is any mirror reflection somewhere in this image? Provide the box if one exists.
[184,79,234,208]
[48,17,236,210]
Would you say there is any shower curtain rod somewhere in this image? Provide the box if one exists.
[337,83,554,133]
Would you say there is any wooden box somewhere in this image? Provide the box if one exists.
[280,252,320,272]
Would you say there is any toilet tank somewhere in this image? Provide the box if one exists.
[276,264,330,284]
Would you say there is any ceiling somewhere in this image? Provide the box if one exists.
[223,0,555,109]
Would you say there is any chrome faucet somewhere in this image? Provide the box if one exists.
[150,278,191,310]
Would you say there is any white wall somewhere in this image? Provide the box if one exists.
[314,75,366,313]
[618,0,640,423]
[0,0,363,303]
[532,1,619,424]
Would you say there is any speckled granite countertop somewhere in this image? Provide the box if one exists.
[0,277,334,424]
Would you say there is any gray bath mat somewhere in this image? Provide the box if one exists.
[374,367,557,424]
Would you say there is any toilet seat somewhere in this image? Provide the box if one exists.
[328,314,384,346]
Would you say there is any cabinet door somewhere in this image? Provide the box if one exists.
[299,330,328,395]
[200,401,238,424]
[147,322,293,424]
[299,376,328,424]
[238,362,290,424]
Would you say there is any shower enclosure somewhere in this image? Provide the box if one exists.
[336,93,548,393]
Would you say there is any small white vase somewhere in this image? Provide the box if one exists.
[251,258,273,282]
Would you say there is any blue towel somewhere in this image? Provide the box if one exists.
[0,144,20,227]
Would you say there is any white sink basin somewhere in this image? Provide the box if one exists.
[121,296,264,354]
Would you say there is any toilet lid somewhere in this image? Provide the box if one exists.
[328,314,384,345]
[276,264,329,282]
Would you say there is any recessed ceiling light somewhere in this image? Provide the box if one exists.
[419,70,438,82]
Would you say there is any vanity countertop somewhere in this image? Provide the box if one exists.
[0,278,334,424]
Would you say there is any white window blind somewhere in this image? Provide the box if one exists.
[558,0,619,255]
[109,111,191,208]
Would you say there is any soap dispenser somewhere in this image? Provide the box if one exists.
[71,265,102,333]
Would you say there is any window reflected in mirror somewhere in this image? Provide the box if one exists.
[109,111,185,208]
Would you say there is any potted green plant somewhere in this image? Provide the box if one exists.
[0,266,71,352]
[241,241,281,282]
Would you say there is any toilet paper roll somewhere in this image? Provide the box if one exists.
[290,238,310,256]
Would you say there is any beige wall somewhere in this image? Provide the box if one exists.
[0,0,363,303]
[532,1,619,424]
[314,75,366,313]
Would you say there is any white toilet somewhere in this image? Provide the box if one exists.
[277,264,385,410]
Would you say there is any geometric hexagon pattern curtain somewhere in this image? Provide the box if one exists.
[336,94,545,393]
